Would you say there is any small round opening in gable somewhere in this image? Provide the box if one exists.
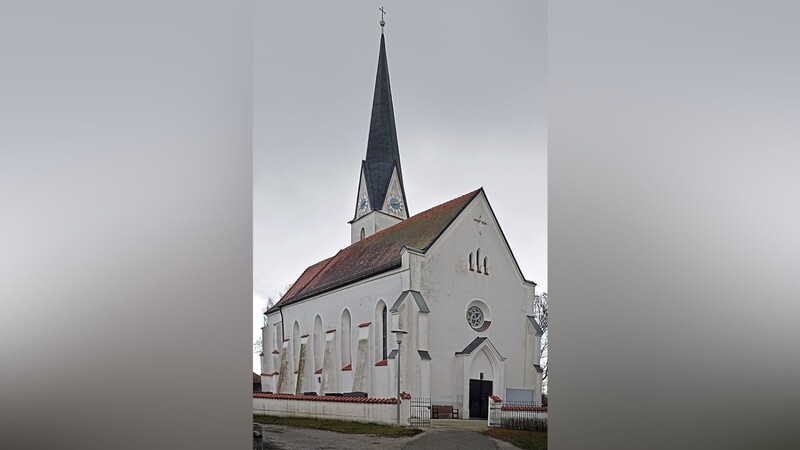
[465,300,492,332]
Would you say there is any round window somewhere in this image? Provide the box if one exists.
[466,305,485,329]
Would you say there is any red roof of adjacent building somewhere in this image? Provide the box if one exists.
[266,189,482,313]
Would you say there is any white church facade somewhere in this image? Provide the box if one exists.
[260,28,543,419]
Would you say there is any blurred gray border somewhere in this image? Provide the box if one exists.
[550,1,800,448]
[0,1,252,449]
[3,1,800,449]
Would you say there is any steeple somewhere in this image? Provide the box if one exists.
[350,20,409,243]
[365,33,406,214]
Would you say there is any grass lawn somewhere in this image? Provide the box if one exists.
[253,414,423,437]
[484,428,548,450]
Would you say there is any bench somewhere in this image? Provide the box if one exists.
[432,405,460,419]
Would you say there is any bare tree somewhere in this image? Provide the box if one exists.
[533,292,549,391]
[254,283,294,355]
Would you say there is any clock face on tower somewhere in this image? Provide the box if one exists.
[387,194,404,214]
[358,194,369,213]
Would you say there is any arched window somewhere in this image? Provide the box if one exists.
[340,309,352,369]
[292,321,301,371]
[382,304,388,360]
[476,248,482,273]
[375,300,388,361]
[484,256,489,275]
[360,227,365,240]
[469,252,474,271]
[313,315,323,372]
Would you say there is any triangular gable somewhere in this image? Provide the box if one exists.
[381,163,408,219]
[351,161,372,222]
[455,336,507,361]
[390,290,429,313]
[425,189,537,287]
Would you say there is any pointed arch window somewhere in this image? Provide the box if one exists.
[484,256,489,275]
[375,300,388,362]
[313,315,323,372]
[382,304,388,360]
[340,309,352,369]
[360,227,365,240]
[476,248,482,273]
[292,321,301,371]
[469,252,474,271]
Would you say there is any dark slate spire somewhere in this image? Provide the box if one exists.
[364,33,404,212]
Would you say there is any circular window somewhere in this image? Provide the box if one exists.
[466,305,485,329]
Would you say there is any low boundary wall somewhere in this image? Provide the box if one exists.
[253,393,411,426]
[488,396,548,431]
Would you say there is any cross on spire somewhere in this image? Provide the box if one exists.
[379,7,386,31]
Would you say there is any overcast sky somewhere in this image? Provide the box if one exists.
[253,1,546,371]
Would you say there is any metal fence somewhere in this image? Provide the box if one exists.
[489,401,547,431]
[409,397,431,427]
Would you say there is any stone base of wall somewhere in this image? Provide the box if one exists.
[253,393,411,426]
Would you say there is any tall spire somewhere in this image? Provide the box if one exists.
[363,30,405,214]
[349,18,409,242]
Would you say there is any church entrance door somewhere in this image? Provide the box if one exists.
[468,379,493,418]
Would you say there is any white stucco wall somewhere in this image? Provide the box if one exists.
[417,192,539,413]
[262,191,542,417]
[265,268,406,397]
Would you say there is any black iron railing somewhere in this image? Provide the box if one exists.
[409,397,431,427]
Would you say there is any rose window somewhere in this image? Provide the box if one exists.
[466,305,484,329]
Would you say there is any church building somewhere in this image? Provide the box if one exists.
[260,25,543,419]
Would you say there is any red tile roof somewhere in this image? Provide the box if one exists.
[268,189,481,312]
[253,372,261,382]
[277,257,334,303]
[501,405,548,412]
[253,392,397,404]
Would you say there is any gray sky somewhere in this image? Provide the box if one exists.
[253,1,546,370]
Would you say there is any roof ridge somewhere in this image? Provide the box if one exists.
[272,188,483,310]
[351,187,482,248]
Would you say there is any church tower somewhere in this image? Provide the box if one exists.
[350,24,409,244]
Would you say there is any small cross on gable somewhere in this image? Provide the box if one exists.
[473,215,488,235]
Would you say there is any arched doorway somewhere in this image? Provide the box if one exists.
[468,349,496,418]
[456,337,506,419]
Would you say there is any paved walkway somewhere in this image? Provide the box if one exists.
[403,429,517,449]
[431,418,490,431]
[253,422,518,450]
